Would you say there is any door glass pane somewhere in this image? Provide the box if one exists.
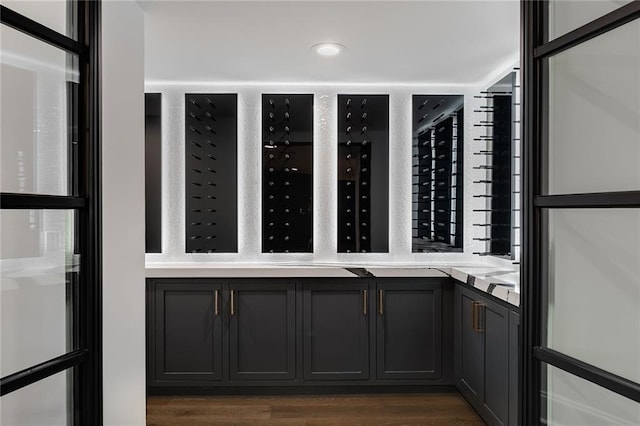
[544,209,640,383]
[547,0,633,41]
[542,364,640,425]
[0,369,73,426]
[545,20,640,195]
[0,24,79,196]
[0,0,77,40]
[0,209,78,377]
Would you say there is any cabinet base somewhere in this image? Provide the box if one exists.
[147,384,458,396]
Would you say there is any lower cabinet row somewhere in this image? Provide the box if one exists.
[147,277,519,425]
[147,278,452,388]
[455,284,520,426]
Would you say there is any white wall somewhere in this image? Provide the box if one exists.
[145,83,498,265]
[102,1,146,425]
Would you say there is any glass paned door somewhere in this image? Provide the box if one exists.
[542,364,640,425]
[0,1,101,424]
[1,24,79,196]
[522,1,640,424]
[1,370,74,425]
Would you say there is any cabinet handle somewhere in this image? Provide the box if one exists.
[230,289,235,316]
[471,301,477,331]
[363,289,368,316]
[214,290,219,316]
[378,290,384,316]
[472,301,484,333]
[477,303,484,333]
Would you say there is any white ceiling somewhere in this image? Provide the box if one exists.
[141,1,520,85]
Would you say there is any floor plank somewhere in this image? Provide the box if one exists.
[147,393,485,426]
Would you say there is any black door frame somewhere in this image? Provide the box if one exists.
[521,1,640,424]
[0,2,102,424]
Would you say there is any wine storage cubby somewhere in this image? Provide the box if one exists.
[337,94,389,253]
[185,93,238,253]
[473,69,520,259]
[145,93,162,253]
[262,94,314,253]
[412,95,464,253]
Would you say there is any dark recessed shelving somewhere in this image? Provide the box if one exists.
[185,93,238,253]
[473,69,520,259]
[145,93,162,253]
[262,94,313,253]
[337,94,389,253]
[489,95,513,255]
[411,95,464,253]
[338,95,389,253]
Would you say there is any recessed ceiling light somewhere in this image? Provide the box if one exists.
[312,43,344,56]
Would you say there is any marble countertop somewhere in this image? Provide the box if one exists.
[145,264,356,278]
[146,262,520,306]
[443,266,520,306]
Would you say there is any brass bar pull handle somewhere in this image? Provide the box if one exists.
[363,289,368,315]
[471,301,484,332]
[232,290,236,316]
[472,301,478,331]
[378,290,384,316]
[214,290,219,316]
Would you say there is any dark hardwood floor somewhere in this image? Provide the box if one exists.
[147,393,485,425]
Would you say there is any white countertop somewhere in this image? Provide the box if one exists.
[146,264,356,278]
[146,262,520,306]
[444,266,520,306]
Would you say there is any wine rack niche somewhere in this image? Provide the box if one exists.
[262,94,313,253]
[185,93,238,253]
[473,69,520,259]
[412,95,464,253]
[145,93,162,253]
[337,94,389,253]
[489,95,512,255]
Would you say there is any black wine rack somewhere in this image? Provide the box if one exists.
[185,93,238,253]
[472,68,520,258]
[415,130,432,242]
[145,93,162,253]
[455,108,464,247]
[412,95,464,252]
[337,94,389,253]
[262,94,313,253]
[489,95,512,255]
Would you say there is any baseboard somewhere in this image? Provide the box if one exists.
[147,384,458,396]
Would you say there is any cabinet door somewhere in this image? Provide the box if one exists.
[154,281,223,381]
[303,282,369,380]
[482,298,510,425]
[376,281,442,380]
[229,282,296,381]
[455,286,484,400]
[508,310,520,426]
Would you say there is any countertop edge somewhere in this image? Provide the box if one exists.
[145,265,520,307]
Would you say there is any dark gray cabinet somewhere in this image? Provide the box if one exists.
[148,277,454,391]
[457,287,484,399]
[508,310,520,426]
[303,282,370,380]
[148,279,296,385]
[455,283,519,426]
[229,282,296,381]
[483,297,509,424]
[376,281,442,380]
[152,281,224,382]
